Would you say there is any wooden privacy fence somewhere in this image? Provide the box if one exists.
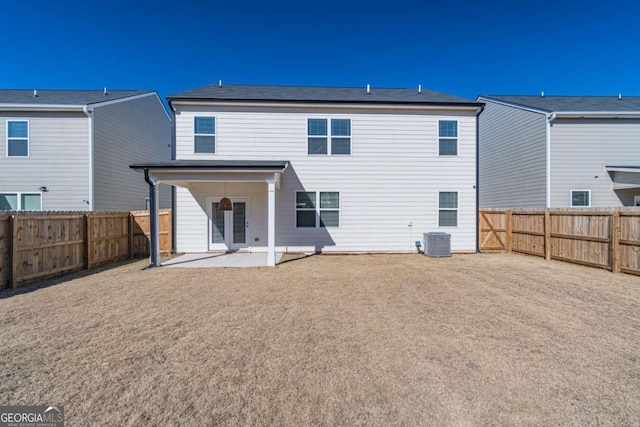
[0,209,171,289]
[480,208,640,276]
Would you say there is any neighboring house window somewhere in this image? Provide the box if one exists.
[571,190,590,207]
[0,192,41,210]
[7,120,29,157]
[194,117,215,153]
[438,192,458,226]
[296,191,340,228]
[307,119,351,155]
[438,120,458,156]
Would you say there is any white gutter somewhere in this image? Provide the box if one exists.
[0,104,85,112]
[545,113,556,208]
[170,100,482,112]
[83,105,94,210]
[554,111,640,119]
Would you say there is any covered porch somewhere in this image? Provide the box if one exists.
[606,166,640,206]
[131,160,290,267]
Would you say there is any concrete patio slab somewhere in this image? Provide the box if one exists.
[162,252,283,268]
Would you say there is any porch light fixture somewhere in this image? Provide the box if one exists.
[219,197,232,211]
[219,181,232,211]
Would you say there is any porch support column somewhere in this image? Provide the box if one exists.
[145,168,160,268]
[267,179,276,266]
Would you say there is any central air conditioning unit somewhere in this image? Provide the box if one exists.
[423,232,451,258]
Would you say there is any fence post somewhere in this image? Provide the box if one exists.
[84,214,91,270]
[506,210,513,253]
[611,211,621,273]
[10,215,17,289]
[544,210,551,261]
[128,213,135,259]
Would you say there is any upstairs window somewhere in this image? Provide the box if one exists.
[438,120,458,156]
[571,190,590,207]
[308,119,351,155]
[7,121,29,157]
[194,117,215,153]
[438,191,458,227]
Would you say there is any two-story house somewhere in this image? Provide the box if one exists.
[0,89,171,211]
[478,95,640,208]
[133,84,483,266]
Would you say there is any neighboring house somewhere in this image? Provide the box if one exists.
[478,95,640,208]
[133,84,483,266]
[0,89,171,211]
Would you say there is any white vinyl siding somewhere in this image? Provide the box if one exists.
[550,119,640,207]
[92,94,171,210]
[478,100,547,208]
[173,105,477,252]
[0,112,91,211]
[7,120,29,157]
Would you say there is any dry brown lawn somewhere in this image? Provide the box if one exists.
[0,253,639,426]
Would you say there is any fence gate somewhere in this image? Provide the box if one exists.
[479,210,508,252]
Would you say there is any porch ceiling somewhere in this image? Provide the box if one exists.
[606,166,640,190]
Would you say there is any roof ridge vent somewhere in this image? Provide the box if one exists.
[366,84,371,94]
[418,84,422,94]
[103,87,108,95]
[33,89,37,97]
[618,93,622,100]
[219,80,222,88]
[541,91,545,98]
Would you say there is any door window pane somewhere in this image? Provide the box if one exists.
[211,202,225,243]
[233,202,246,244]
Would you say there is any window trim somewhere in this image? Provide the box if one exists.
[438,120,458,156]
[295,190,341,228]
[307,118,351,156]
[0,191,42,211]
[6,120,30,158]
[438,191,459,227]
[570,189,591,208]
[193,116,216,154]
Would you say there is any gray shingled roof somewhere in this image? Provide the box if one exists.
[169,84,479,105]
[0,89,153,105]
[481,95,640,112]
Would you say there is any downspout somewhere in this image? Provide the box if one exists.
[144,168,160,267]
[170,101,177,254]
[545,113,557,208]
[475,104,485,253]
[82,105,94,210]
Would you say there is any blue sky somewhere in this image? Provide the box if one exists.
[3,0,639,101]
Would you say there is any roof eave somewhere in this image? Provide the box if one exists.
[476,96,552,115]
[0,103,86,112]
[168,98,483,111]
[554,111,640,119]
